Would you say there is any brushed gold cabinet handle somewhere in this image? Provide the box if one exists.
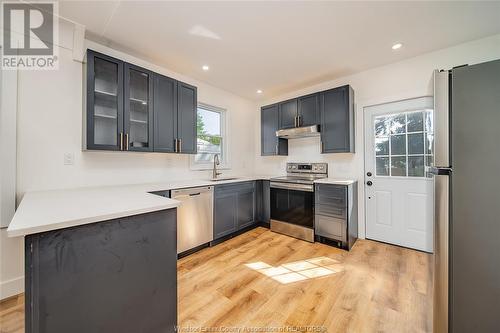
[120,132,124,150]
[125,133,129,150]
[174,139,178,153]
[178,139,182,153]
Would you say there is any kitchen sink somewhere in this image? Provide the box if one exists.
[209,177,240,182]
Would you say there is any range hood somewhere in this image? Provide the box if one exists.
[276,125,320,139]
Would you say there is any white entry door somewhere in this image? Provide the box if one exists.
[364,97,434,252]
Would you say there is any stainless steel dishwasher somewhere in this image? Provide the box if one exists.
[171,186,213,254]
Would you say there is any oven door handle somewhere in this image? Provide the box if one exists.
[270,182,314,192]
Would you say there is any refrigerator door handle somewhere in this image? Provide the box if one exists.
[429,166,453,176]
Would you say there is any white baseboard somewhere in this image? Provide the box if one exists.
[0,276,24,300]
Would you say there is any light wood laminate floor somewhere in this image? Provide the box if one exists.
[0,227,432,333]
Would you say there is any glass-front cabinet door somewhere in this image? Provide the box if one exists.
[124,64,154,151]
[86,50,124,150]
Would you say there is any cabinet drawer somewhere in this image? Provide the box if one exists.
[315,214,346,242]
[315,203,346,219]
[215,181,255,196]
[315,184,346,203]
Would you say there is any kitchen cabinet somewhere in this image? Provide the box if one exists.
[261,104,288,156]
[85,49,197,154]
[25,209,178,333]
[256,180,270,225]
[214,182,256,240]
[320,85,355,153]
[298,93,320,127]
[124,63,154,151]
[278,94,320,129]
[279,99,298,129]
[314,182,358,250]
[176,82,197,154]
[153,75,197,154]
[259,85,353,155]
[85,50,124,151]
[153,74,177,153]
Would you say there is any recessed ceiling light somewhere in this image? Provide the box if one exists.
[202,65,209,71]
[257,89,263,94]
[392,43,403,50]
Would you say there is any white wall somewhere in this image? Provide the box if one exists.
[254,33,500,240]
[0,20,256,299]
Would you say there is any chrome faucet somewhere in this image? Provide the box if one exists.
[212,154,222,179]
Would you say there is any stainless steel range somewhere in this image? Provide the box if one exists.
[270,163,328,242]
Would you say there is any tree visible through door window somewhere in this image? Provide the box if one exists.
[374,110,433,177]
[192,103,227,168]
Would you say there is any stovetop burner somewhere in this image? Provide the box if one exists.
[270,162,328,184]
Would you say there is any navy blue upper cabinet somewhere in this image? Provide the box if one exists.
[124,63,154,152]
[85,49,198,154]
[279,99,298,129]
[176,82,197,154]
[320,85,355,153]
[298,93,320,127]
[153,74,177,153]
[261,104,288,156]
[86,50,124,151]
[278,94,319,129]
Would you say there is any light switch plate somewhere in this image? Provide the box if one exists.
[64,152,74,165]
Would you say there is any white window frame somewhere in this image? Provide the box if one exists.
[190,103,230,171]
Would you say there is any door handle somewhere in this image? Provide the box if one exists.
[366,181,373,186]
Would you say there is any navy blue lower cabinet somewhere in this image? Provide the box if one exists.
[314,183,358,250]
[255,180,270,225]
[24,209,177,333]
[214,189,238,239]
[214,181,256,240]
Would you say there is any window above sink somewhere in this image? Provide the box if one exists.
[190,103,229,170]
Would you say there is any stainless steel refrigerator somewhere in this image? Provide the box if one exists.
[432,59,500,333]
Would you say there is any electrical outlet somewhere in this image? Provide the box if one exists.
[64,153,74,165]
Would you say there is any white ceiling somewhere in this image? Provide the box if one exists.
[59,1,500,100]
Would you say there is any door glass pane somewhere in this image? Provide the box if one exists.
[425,155,434,167]
[375,137,389,155]
[425,133,434,155]
[408,156,425,177]
[391,114,406,134]
[391,156,407,176]
[376,157,389,176]
[391,134,406,155]
[128,69,149,148]
[407,112,424,132]
[373,109,432,178]
[425,110,433,133]
[375,117,391,136]
[94,58,118,146]
[408,133,424,154]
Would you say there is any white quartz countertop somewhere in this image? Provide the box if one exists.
[7,175,277,237]
[314,178,357,185]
